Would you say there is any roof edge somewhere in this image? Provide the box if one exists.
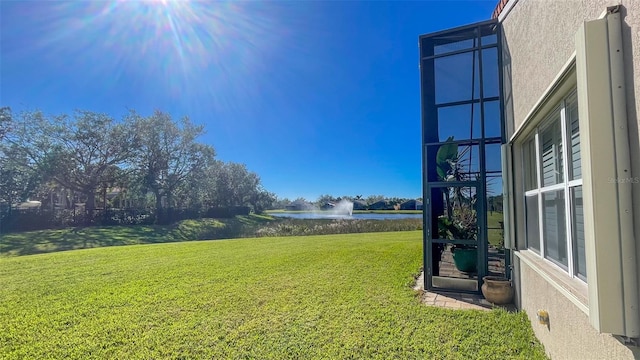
[492,0,519,20]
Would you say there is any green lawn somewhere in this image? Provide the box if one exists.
[0,231,545,359]
[487,212,505,247]
[0,215,275,257]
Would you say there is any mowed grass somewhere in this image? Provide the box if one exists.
[0,215,274,257]
[487,212,505,247]
[0,231,546,359]
[0,215,423,257]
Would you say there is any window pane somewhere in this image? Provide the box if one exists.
[567,94,581,180]
[486,143,502,173]
[523,138,537,191]
[437,103,481,141]
[434,51,480,104]
[487,174,504,253]
[481,47,500,99]
[487,175,503,208]
[457,144,481,178]
[571,186,586,278]
[481,34,497,46]
[426,143,481,182]
[434,38,475,55]
[431,186,478,241]
[483,100,501,139]
[540,117,564,187]
[526,194,540,251]
[430,28,477,55]
[543,190,567,266]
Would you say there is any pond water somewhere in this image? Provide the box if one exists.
[270,212,423,220]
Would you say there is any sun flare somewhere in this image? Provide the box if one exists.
[21,0,287,113]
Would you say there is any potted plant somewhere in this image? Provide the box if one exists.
[438,212,478,273]
[436,137,479,273]
[481,221,513,304]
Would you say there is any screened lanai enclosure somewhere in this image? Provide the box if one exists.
[420,20,508,293]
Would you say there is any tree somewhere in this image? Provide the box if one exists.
[0,107,11,141]
[176,163,214,209]
[387,197,408,206]
[212,161,269,211]
[366,195,385,204]
[134,110,215,219]
[250,188,276,213]
[2,110,139,214]
[0,148,41,206]
[2,106,279,225]
[272,197,291,209]
[316,194,337,206]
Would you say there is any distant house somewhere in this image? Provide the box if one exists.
[14,201,42,210]
[285,200,314,211]
[352,200,367,210]
[368,200,393,210]
[400,199,423,210]
[319,202,335,210]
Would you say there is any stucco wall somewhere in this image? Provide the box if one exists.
[503,0,617,127]
[503,0,640,358]
[516,258,637,359]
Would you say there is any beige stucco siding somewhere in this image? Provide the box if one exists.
[503,0,618,128]
[515,257,637,359]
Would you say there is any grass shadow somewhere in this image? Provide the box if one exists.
[0,214,426,257]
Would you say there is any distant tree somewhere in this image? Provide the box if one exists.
[272,197,291,209]
[387,197,408,206]
[133,110,215,218]
[488,195,504,213]
[0,147,41,206]
[0,107,11,141]
[316,194,336,205]
[366,195,385,204]
[250,188,276,213]
[3,110,139,213]
[211,161,271,211]
[2,107,279,224]
[176,160,218,209]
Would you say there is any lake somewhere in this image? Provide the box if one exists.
[270,212,423,220]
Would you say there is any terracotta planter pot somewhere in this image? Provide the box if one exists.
[481,276,514,305]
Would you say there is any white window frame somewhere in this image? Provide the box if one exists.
[523,90,584,281]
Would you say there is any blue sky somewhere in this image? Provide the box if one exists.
[1,0,497,201]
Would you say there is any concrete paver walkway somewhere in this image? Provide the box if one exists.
[413,272,516,311]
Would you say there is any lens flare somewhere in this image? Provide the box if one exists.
[6,0,296,115]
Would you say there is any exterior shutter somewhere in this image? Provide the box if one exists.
[575,10,638,337]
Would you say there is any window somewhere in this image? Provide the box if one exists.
[523,91,586,279]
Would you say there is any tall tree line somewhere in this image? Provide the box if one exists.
[0,108,275,217]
